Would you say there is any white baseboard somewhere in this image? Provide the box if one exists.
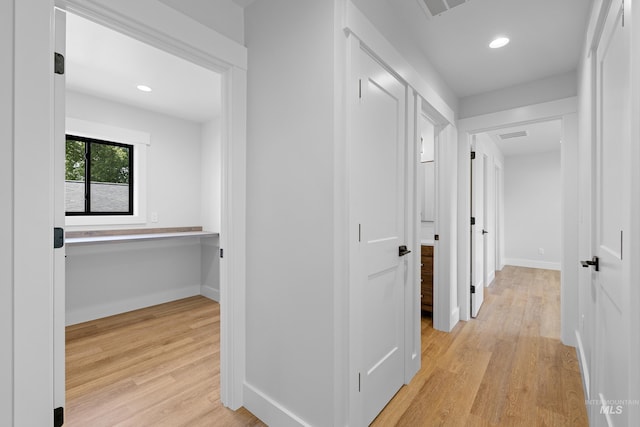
[486,271,496,286]
[200,285,220,302]
[449,306,460,331]
[66,285,201,326]
[504,258,561,271]
[575,330,590,400]
[243,382,311,427]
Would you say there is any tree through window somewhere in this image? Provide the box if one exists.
[65,134,134,215]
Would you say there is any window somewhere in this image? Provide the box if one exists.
[65,134,134,215]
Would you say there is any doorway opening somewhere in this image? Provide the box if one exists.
[54,6,244,423]
[457,102,578,345]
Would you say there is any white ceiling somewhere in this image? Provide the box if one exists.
[66,13,221,124]
[484,119,562,157]
[390,0,592,98]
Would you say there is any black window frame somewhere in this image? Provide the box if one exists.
[65,134,135,216]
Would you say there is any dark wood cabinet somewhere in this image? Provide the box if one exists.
[421,245,434,313]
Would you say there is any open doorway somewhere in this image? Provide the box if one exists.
[457,100,579,347]
[54,7,247,424]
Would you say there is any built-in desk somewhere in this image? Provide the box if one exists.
[66,231,217,246]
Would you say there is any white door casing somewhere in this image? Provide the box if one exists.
[470,140,485,317]
[350,41,408,426]
[591,0,631,424]
[53,8,66,414]
[52,0,248,413]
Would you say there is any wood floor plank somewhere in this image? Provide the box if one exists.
[66,296,264,427]
[373,266,589,426]
[67,267,588,426]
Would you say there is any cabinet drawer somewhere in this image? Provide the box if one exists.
[421,245,433,257]
[421,257,434,273]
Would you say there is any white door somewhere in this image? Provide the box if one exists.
[482,154,489,288]
[53,8,67,419]
[591,0,630,424]
[470,143,485,317]
[351,43,407,426]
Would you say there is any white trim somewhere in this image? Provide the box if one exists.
[457,97,578,133]
[486,270,495,286]
[449,307,460,329]
[66,285,201,326]
[575,330,590,400]
[66,117,150,146]
[243,383,310,427]
[344,0,455,125]
[57,0,247,71]
[504,258,561,271]
[13,1,55,424]
[200,285,220,302]
[53,0,247,412]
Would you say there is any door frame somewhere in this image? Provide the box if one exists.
[342,3,456,423]
[457,98,579,347]
[346,34,412,426]
[57,0,248,409]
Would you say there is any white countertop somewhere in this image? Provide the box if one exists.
[65,231,218,246]
[421,239,434,246]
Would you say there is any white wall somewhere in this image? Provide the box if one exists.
[157,0,245,44]
[244,1,335,425]
[201,118,222,232]
[66,238,203,324]
[66,90,203,230]
[504,150,561,269]
[0,1,14,423]
[459,71,577,119]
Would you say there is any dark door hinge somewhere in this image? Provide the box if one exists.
[54,407,64,427]
[471,151,476,160]
[434,234,439,241]
[219,248,224,258]
[471,217,476,226]
[358,79,362,99]
[54,227,64,249]
[471,285,476,293]
[54,52,65,75]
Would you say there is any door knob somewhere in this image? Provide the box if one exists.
[482,229,488,235]
[580,256,599,272]
[399,245,411,257]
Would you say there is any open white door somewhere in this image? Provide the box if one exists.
[350,42,408,426]
[589,0,631,423]
[470,142,485,317]
[53,8,66,425]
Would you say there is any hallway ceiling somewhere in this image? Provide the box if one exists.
[390,0,592,98]
[66,13,221,123]
[485,119,562,157]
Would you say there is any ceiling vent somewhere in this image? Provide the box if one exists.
[420,0,469,17]
[499,131,528,140]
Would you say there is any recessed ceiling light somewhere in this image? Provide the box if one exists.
[489,37,510,49]
[137,85,152,92]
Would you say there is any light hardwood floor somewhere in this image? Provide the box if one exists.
[66,266,588,426]
[372,266,589,426]
[65,296,264,426]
